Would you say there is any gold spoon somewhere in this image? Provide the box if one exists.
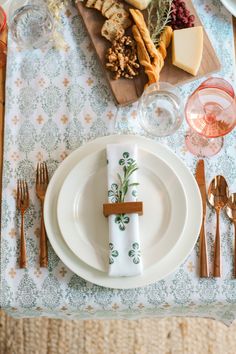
[208,176,229,277]
[226,193,236,277]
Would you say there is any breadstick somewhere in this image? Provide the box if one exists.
[157,26,173,60]
[132,25,158,85]
[130,9,159,60]
[153,26,173,75]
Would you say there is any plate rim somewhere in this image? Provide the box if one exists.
[57,147,188,272]
[44,134,202,289]
[220,0,236,17]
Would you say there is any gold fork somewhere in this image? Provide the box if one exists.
[36,162,49,267]
[16,180,29,268]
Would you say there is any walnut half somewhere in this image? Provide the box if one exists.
[105,35,140,80]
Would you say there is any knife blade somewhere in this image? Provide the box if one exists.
[195,159,209,277]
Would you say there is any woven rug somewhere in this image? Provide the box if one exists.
[0,310,236,354]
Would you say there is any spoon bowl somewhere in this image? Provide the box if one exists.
[208,175,229,277]
[208,176,229,210]
[226,193,236,221]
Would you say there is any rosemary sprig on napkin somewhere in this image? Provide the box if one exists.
[117,162,139,203]
[108,152,139,231]
[147,0,173,46]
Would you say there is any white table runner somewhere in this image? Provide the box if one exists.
[1,0,236,324]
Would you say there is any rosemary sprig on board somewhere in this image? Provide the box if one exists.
[117,163,139,203]
[147,0,173,46]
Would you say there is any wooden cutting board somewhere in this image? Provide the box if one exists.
[76,1,220,106]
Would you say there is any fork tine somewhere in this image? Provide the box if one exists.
[25,180,29,200]
[43,162,48,184]
[40,162,44,184]
[36,163,40,184]
[46,163,49,184]
[21,180,25,200]
[17,180,20,207]
[19,180,22,200]
[17,180,19,198]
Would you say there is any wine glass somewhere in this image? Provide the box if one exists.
[185,77,236,157]
[138,82,183,137]
[8,0,54,49]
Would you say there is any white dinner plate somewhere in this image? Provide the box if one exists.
[44,135,202,289]
[57,148,187,272]
[220,0,236,17]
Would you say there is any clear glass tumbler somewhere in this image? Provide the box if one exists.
[185,77,236,157]
[138,82,183,137]
[8,0,54,49]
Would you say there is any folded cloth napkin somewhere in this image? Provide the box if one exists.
[106,144,143,277]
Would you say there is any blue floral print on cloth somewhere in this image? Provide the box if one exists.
[0,0,236,324]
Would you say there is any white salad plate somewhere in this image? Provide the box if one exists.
[220,0,236,17]
[44,135,202,289]
[57,148,187,272]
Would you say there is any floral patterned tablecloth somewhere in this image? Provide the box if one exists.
[1,0,236,323]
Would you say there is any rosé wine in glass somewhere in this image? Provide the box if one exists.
[185,78,236,157]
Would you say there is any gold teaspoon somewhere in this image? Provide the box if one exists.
[226,193,236,277]
[208,176,229,277]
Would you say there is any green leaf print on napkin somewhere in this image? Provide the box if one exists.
[108,183,119,203]
[128,243,141,264]
[109,243,119,264]
[108,152,139,231]
[115,214,130,231]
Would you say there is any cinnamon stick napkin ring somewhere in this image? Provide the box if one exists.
[103,201,143,217]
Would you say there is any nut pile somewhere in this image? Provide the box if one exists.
[171,0,195,30]
[105,35,140,80]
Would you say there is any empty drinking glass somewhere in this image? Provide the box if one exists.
[9,0,54,49]
[138,82,183,137]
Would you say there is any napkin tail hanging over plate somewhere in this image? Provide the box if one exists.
[106,144,143,277]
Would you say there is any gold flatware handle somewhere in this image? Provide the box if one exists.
[213,210,221,277]
[199,218,209,277]
[20,212,27,268]
[40,206,48,268]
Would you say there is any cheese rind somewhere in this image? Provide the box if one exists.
[172,26,203,76]
[124,0,151,10]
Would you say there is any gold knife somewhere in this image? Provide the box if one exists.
[195,160,209,277]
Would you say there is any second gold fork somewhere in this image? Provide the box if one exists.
[36,162,49,267]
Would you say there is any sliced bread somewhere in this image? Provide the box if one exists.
[101,0,115,16]
[110,13,132,29]
[101,19,125,41]
[93,0,104,10]
[86,0,97,8]
[104,3,128,19]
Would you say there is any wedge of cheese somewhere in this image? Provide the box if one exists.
[172,26,203,76]
[124,0,151,10]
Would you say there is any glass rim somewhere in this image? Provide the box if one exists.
[185,78,236,138]
[142,81,181,95]
[190,77,235,100]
